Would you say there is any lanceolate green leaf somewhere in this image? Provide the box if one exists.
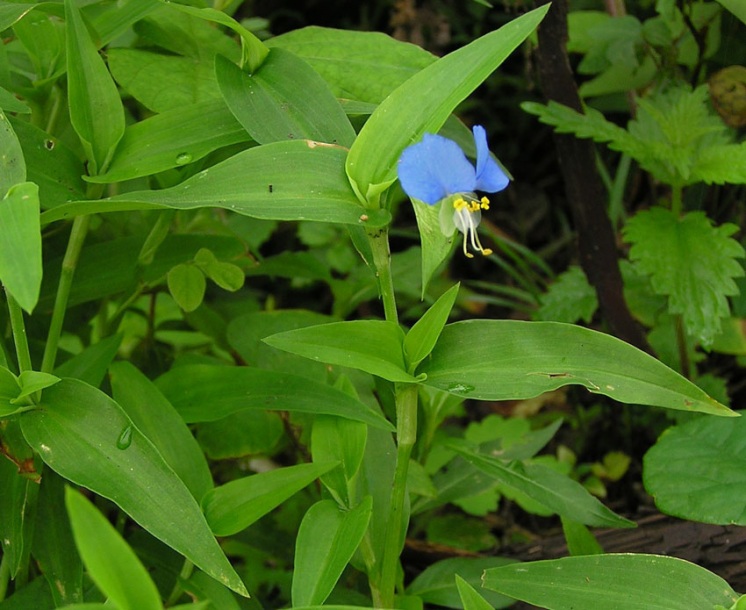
[203,462,338,536]
[109,361,213,502]
[88,99,250,184]
[216,49,355,147]
[292,498,373,607]
[91,140,389,227]
[0,109,25,194]
[20,379,248,597]
[264,320,416,382]
[267,26,436,104]
[345,5,549,204]
[65,488,163,610]
[482,554,739,610]
[404,283,459,371]
[418,320,734,416]
[0,182,42,313]
[155,364,393,430]
[64,0,124,175]
[450,445,633,528]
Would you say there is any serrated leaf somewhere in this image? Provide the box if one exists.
[535,266,598,324]
[623,208,745,345]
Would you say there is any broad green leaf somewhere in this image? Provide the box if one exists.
[455,575,496,610]
[20,379,248,596]
[643,412,746,524]
[0,85,30,114]
[162,2,268,72]
[0,3,38,31]
[9,117,86,207]
[182,570,243,610]
[89,0,160,47]
[194,248,244,291]
[216,49,355,147]
[65,487,163,610]
[450,445,633,528]
[110,361,213,501]
[716,0,746,24]
[404,283,459,372]
[561,518,604,556]
[0,109,25,194]
[345,5,548,204]
[0,574,54,608]
[202,462,338,536]
[54,334,123,388]
[412,197,454,294]
[32,470,83,606]
[155,364,394,430]
[312,415,367,507]
[0,455,38,578]
[108,48,221,113]
[418,320,734,417]
[292,497,373,607]
[482,554,739,610]
[89,99,250,183]
[64,0,124,175]
[167,263,206,312]
[267,26,436,104]
[624,208,745,346]
[535,266,598,324]
[90,140,389,227]
[264,320,416,382]
[197,410,283,460]
[15,371,60,400]
[407,557,516,609]
[0,182,42,312]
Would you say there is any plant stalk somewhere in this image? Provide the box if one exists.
[367,228,398,325]
[6,293,33,373]
[41,214,91,373]
[378,383,418,608]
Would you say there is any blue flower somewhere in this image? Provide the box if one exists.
[398,125,509,257]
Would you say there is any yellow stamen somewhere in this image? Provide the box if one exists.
[452,194,493,258]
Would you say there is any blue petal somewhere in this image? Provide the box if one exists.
[398,133,476,205]
[473,125,509,194]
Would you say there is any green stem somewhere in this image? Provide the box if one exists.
[165,559,194,607]
[671,184,684,217]
[0,551,9,601]
[41,214,91,373]
[378,383,418,608]
[367,228,398,325]
[6,293,33,373]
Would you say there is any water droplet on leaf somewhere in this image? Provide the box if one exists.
[116,425,133,450]
[175,152,193,165]
[446,382,475,395]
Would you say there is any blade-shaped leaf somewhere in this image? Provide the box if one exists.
[0,182,42,312]
[456,575,496,610]
[109,361,213,502]
[482,554,739,610]
[345,5,548,203]
[418,320,734,416]
[20,379,248,596]
[65,488,163,610]
[202,462,338,536]
[264,320,416,382]
[86,140,389,227]
[404,283,459,371]
[450,445,633,528]
[155,364,393,430]
[88,99,250,184]
[292,498,372,607]
[0,109,25,194]
[64,0,124,175]
[216,49,355,147]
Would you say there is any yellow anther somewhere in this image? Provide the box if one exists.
[453,197,468,211]
[480,196,490,210]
